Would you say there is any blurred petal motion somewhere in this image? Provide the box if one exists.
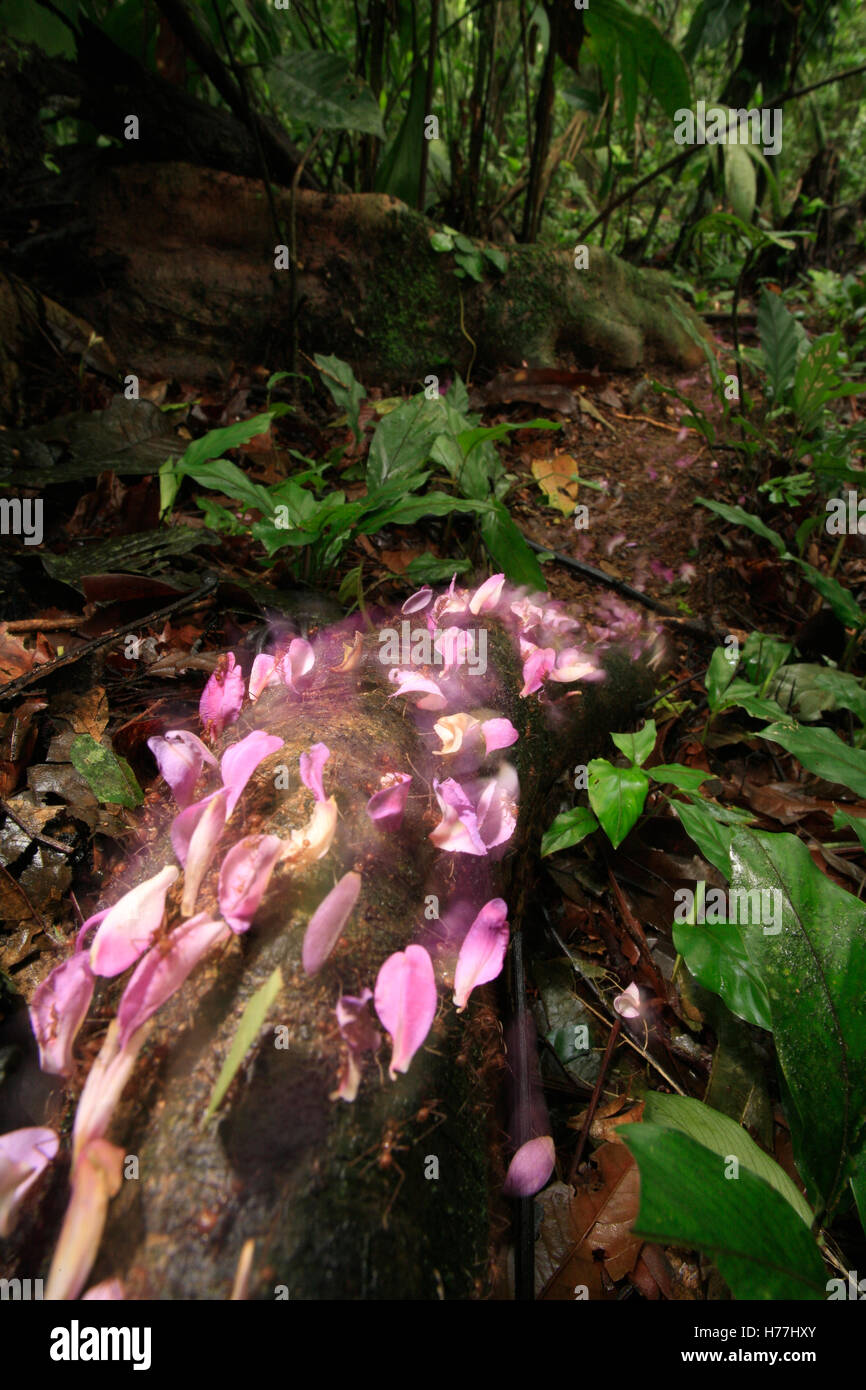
[0,1126,59,1237]
[302,871,362,975]
[45,1138,124,1302]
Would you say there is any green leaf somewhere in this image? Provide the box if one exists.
[789,558,864,629]
[670,796,737,877]
[366,396,448,489]
[643,1093,813,1225]
[373,60,427,202]
[586,0,691,126]
[480,502,547,589]
[741,631,792,688]
[541,807,599,857]
[757,289,802,404]
[177,458,273,516]
[648,763,710,792]
[205,967,283,1120]
[482,246,508,273]
[622,1126,826,1299]
[41,528,214,592]
[833,809,866,853]
[587,759,649,848]
[729,829,866,1209]
[430,232,454,252]
[723,144,757,222]
[69,735,144,809]
[610,719,656,767]
[454,249,485,282]
[696,498,786,555]
[672,876,772,1031]
[402,554,471,585]
[266,53,385,136]
[314,355,366,445]
[769,663,866,725]
[175,414,274,473]
[759,721,866,796]
[705,646,737,712]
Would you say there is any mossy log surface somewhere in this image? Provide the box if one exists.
[10,605,658,1300]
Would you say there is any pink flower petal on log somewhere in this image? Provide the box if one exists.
[0,1126,59,1237]
[45,1138,124,1302]
[199,653,245,738]
[548,648,603,684]
[430,778,488,855]
[82,1279,125,1300]
[520,646,556,696]
[469,572,505,614]
[474,763,519,848]
[249,653,277,702]
[89,865,180,977]
[387,668,448,711]
[366,772,411,827]
[481,718,518,754]
[147,729,217,809]
[72,1019,151,1163]
[433,713,480,756]
[453,899,510,1010]
[218,834,283,933]
[502,1135,555,1197]
[282,796,337,865]
[280,637,315,693]
[117,913,231,1045]
[402,586,433,614]
[180,789,228,916]
[331,988,381,1103]
[29,950,95,1076]
[375,944,437,1079]
[613,982,642,1019]
[299,742,330,802]
[302,871,362,975]
[220,731,284,816]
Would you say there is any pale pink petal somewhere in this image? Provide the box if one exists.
[199,653,245,738]
[89,865,180,977]
[72,1019,151,1163]
[469,572,505,614]
[613,982,642,1019]
[117,913,231,1045]
[299,742,330,803]
[474,763,519,848]
[375,944,437,1080]
[147,729,217,809]
[180,789,228,916]
[434,625,472,672]
[302,871,362,975]
[481,718,518,754]
[218,834,283,932]
[502,1135,555,1197]
[433,713,480,756]
[220,731,284,817]
[282,796,337,865]
[82,1278,125,1300]
[366,772,411,827]
[249,653,277,702]
[548,648,603,683]
[521,646,556,696]
[280,637,315,693]
[44,1138,124,1302]
[29,951,95,1076]
[430,778,488,855]
[387,668,448,711]
[0,1126,59,1237]
[453,899,509,1010]
[170,790,220,866]
[402,586,433,614]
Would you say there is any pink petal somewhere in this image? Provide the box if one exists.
[548,648,603,684]
[474,764,519,849]
[249,653,277,702]
[469,572,505,614]
[387,668,448,711]
[45,1138,124,1302]
[179,789,228,916]
[89,865,180,977]
[481,718,518,754]
[375,944,437,1080]
[331,988,381,1103]
[302,871,362,975]
[502,1135,556,1197]
[117,913,231,1045]
[434,625,472,672]
[280,637,315,693]
[220,731,284,817]
[29,950,95,1076]
[366,772,411,827]
[402,586,433,614]
[218,834,283,933]
[299,742,331,803]
[282,796,337,864]
[613,982,642,1019]
[72,1019,151,1163]
[430,778,488,855]
[0,1126,59,1237]
[453,899,509,1010]
[433,713,480,756]
[147,729,217,809]
[75,908,108,952]
[520,646,556,696]
[82,1278,125,1300]
[199,653,245,738]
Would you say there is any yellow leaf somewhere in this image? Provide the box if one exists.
[532,454,580,514]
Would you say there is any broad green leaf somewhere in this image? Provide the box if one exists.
[670,796,737,878]
[266,53,384,136]
[730,829,866,1210]
[430,232,454,252]
[759,721,866,797]
[696,498,786,555]
[586,0,690,126]
[541,807,599,857]
[622,1126,826,1299]
[175,414,273,473]
[741,631,792,688]
[610,719,656,767]
[314,355,366,445]
[179,459,273,516]
[769,664,866,725]
[789,558,864,629]
[480,502,547,589]
[672,876,772,1031]
[705,646,737,711]
[402,554,472,585]
[587,759,649,848]
[643,1093,813,1225]
[757,289,801,404]
[648,764,710,792]
[373,58,427,203]
[360,493,487,531]
[833,809,866,853]
[69,735,143,809]
[205,967,283,1120]
[366,396,449,489]
[682,0,748,62]
[717,680,789,722]
[483,246,508,273]
[723,144,756,222]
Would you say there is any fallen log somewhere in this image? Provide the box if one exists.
[5,579,662,1299]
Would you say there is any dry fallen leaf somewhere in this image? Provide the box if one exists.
[536,1142,643,1298]
[531,453,579,515]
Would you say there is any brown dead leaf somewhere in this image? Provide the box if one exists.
[536,1142,643,1298]
[52,687,109,741]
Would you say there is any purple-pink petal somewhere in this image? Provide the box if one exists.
[302,871,362,975]
[332,988,381,1103]
[147,729,217,809]
[481,718,518,754]
[280,637,315,693]
[117,913,231,1046]
[469,572,505,615]
[218,834,283,933]
[402,586,433,614]
[29,950,95,1076]
[179,789,228,916]
[249,653,277,702]
[453,899,509,1010]
[520,645,556,696]
[220,731,284,816]
[387,669,448,711]
[0,1126,59,1237]
[299,742,331,803]
[502,1135,555,1197]
[374,944,437,1080]
[474,764,519,849]
[366,772,411,827]
[199,653,245,738]
[89,865,180,978]
[430,778,488,855]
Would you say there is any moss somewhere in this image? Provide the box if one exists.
[362,208,463,378]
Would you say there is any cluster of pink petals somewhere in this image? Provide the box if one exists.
[117,913,231,1045]
[387,668,447,711]
[249,638,316,701]
[331,989,381,1103]
[0,1126,59,1236]
[218,835,283,933]
[199,653,245,738]
[520,644,602,697]
[430,764,518,856]
[374,944,437,1079]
